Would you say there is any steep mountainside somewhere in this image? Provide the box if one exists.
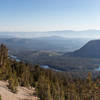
[68,40,100,58]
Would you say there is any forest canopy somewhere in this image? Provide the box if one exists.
[0,44,100,100]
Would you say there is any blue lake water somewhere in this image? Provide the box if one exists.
[10,54,100,72]
[94,64,100,71]
[10,55,21,62]
[42,65,100,72]
[41,65,50,69]
[95,67,100,71]
[40,65,61,71]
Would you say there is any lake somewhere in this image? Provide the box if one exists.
[10,55,21,62]
[40,65,62,72]
[94,64,100,71]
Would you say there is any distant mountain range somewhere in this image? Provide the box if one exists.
[1,30,100,38]
[0,37,89,53]
[1,30,100,58]
[65,39,100,58]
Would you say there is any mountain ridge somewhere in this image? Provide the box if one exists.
[65,39,100,58]
[0,29,100,38]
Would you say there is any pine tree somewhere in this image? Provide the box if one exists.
[0,95,2,100]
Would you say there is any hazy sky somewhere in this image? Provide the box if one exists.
[0,0,100,32]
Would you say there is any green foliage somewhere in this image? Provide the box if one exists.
[0,44,100,99]
[36,75,52,100]
[8,75,18,93]
[0,95,2,100]
[0,44,8,67]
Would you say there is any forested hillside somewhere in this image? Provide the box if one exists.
[0,37,89,53]
[68,39,100,58]
[0,44,100,100]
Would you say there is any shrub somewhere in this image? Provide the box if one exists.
[8,77,18,93]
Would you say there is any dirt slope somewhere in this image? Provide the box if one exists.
[0,81,38,100]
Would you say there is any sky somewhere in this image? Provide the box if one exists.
[0,0,100,32]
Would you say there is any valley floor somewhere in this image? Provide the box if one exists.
[0,81,38,100]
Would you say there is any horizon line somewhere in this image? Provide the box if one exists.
[0,29,100,33]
